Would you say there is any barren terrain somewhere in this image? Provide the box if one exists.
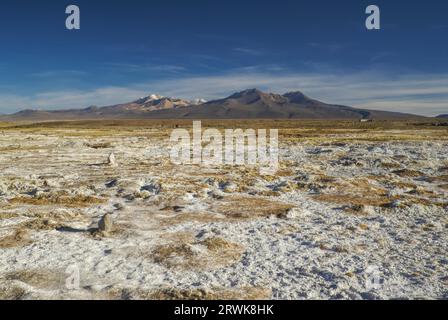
[0,120,447,300]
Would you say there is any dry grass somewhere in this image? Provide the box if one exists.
[0,212,18,220]
[380,162,401,169]
[0,283,27,300]
[359,223,370,230]
[21,218,62,231]
[151,236,244,270]
[148,286,271,300]
[107,286,271,300]
[0,229,32,249]
[388,180,418,190]
[342,204,371,216]
[314,193,395,207]
[90,222,135,239]
[9,194,106,208]
[215,196,294,219]
[0,145,42,152]
[349,178,388,194]
[3,269,64,290]
[85,142,112,149]
[159,212,225,226]
[313,176,392,208]
[425,175,448,183]
[392,169,424,178]
[401,195,447,208]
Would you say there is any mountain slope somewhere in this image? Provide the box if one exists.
[146,89,425,120]
[1,89,427,120]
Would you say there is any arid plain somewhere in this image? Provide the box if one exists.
[0,120,447,299]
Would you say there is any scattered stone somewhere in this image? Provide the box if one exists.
[106,179,118,188]
[140,181,161,195]
[113,203,125,211]
[98,214,114,233]
[384,199,404,208]
[108,153,117,167]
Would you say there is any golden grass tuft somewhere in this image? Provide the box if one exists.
[359,223,370,230]
[0,212,18,220]
[380,162,401,169]
[425,175,448,183]
[21,218,62,231]
[0,283,27,300]
[389,180,418,190]
[151,236,244,270]
[342,204,370,216]
[392,169,424,178]
[148,286,271,300]
[3,269,64,290]
[215,196,294,219]
[314,193,395,207]
[9,194,106,208]
[85,142,112,149]
[0,229,32,249]
[158,212,226,226]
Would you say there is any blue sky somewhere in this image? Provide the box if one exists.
[0,0,447,115]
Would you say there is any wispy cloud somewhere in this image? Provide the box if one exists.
[233,47,264,56]
[29,70,88,78]
[103,63,187,73]
[1,70,447,116]
[308,42,347,52]
[370,52,396,63]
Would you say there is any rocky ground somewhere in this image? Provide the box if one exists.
[0,121,447,300]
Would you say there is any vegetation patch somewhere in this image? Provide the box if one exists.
[392,169,424,178]
[151,236,244,270]
[0,282,27,300]
[85,142,112,149]
[9,194,106,208]
[0,212,18,220]
[159,212,225,226]
[314,193,395,207]
[0,229,32,249]
[216,196,294,219]
[148,286,271,300]
[3,269,64,290]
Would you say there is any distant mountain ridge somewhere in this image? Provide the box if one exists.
[436,114,448,118]
[1,89,428,121]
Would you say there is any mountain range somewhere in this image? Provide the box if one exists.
[0,89,429,120]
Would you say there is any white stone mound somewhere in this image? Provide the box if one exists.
[108,152,117,167]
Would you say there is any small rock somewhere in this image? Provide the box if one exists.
[113,203,125,211]
[285,208,301,219]
[385,199,404,208]
[108,153,117,167]
[140,181,161,195]
[98,214,113,233]
[105,179,118,188]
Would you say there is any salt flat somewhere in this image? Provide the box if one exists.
[0,120,447,300]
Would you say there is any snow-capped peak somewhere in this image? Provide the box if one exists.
[148,94,164,101]
[191,98,207,105]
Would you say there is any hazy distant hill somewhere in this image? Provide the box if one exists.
[1,89,428,121]
[436,114,448,118]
